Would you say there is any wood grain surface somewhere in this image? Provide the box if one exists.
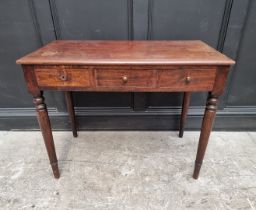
[16,40,235,65]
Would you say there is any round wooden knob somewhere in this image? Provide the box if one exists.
[122,75,128,83]
[185,76,191,84]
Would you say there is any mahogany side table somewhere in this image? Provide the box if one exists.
[16,40,235,179]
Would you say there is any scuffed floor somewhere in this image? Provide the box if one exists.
[0,131,255,210]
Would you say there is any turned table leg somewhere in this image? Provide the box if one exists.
[33,92,60,178]
[193,93,218,179]
[179,92,191,138]
[65,91,78,137]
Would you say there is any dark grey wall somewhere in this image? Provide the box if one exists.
[0,0,256,130]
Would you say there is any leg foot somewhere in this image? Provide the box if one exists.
[51,162,60,179]
[193,162,202,179]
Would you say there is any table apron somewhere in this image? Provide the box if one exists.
[34,66,217,92]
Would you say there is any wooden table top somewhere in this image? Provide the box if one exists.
[17,40,235,66]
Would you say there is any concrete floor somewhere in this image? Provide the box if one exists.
[0,131,255,210]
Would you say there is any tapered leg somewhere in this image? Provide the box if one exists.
[193,93,218,179]
[65,91,78,137]
[179,92,191,138]
[33,93,60,179]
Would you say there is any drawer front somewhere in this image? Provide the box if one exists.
[96,69,156,88]
[35,67,93,88]
[158,69,216,91]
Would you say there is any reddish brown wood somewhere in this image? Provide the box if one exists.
[35,67,93,88]
[96,69,156,88]
[32,65,219,92]
[193,93,218,179]
[158,68,216,91]
[179,92,192,138]
[212,66,230,95]
[16,40,235,66]
[33,92,60,179]
[22,65,40,96]
[193,67,231,179]
[65,91,78,137]
[17,40,235,179]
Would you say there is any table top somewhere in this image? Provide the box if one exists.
[17,40,235,66]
